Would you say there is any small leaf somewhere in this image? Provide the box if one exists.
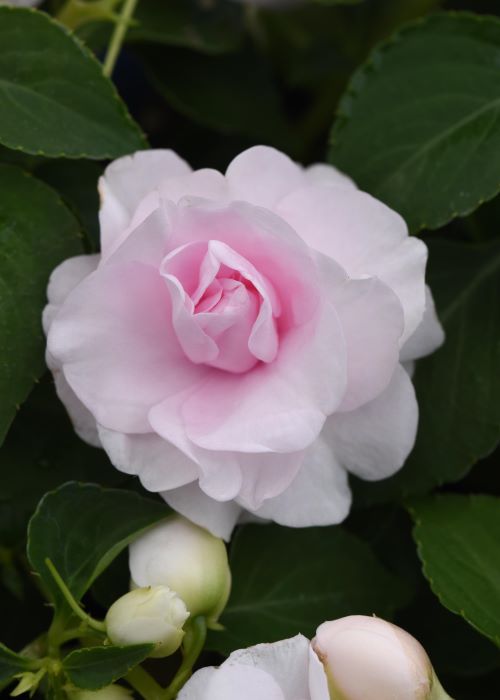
[63,645,154,690]
[411,494,500,645]
[353,238,500,504]
[0,165,82,445]
[329,13,500,231]
[209,523,408,654]
[27,482,170,611]
[0,7,145,158]
[0,643,34,685]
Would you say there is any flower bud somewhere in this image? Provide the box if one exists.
[69,685,132,700]
[129,516,231,624]
[105,585,189,658]
[312,616,452,700]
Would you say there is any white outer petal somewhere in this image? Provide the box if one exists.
[253,438,351,527]
[99,150,191,255]
[329,364,418,481]
[160,482,242,541]
[400,285,445,362]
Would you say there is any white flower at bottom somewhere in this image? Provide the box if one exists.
[312,616,452,700]
[105,585,189,658]
[177,635,329,700]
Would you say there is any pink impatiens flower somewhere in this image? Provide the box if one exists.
[44,146,444,539]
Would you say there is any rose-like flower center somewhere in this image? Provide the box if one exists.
[161,240,281,374]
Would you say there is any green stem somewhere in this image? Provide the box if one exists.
[126,666,164,700]
[102,0,139,77]
[163,617,207,700]
[44,558,106,634]
[57,0,121,32]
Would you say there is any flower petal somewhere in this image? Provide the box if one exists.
[277,184,427,343]
[226,146,303,209]
[47,261,207,433]
[180,664,285,700]
[53,371,101,448]
[400,286,445,362]
[97,426,199,491]
[230,635,311,699]
[329,364,418,480]
[160,482,242,541]
[43,255,99,334]
[254,438,351,527]
[99,149,191,256]
[318,253,404,412]
[308,646,331,700]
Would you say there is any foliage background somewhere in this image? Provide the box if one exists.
[0,0,499,698]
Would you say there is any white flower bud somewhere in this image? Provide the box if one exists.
[105,585,189,658]
[312,616,452,700]
[129,516,231,624]
[69,685,132,700]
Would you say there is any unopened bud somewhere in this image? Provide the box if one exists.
[312,616,452,700]
[69,685,132,700]
[105,585,189,658]
[129,516,231,624]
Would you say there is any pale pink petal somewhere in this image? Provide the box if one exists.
[235,450,305,511]
[317,253,404,412]
[231,635,311,698]
[47,261,207,433]
[304,163,356,190]
[167,296,347,453]
[400,286,445,362]
[52,371,100,448]
[177,668,216,700]
[159,169,229,203]
[276,184,427,343]
[43,255,99,334]
[103,195,171,266]
[97,426,198,491]
[160,482,242,541]
[167,201,316,331]
[226,146,303,209]
[329,364,418,480]
[308,646,331,700]
[254,438,351,527]
[99,150,191,256]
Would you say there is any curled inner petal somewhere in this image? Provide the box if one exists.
[161,240,280,373]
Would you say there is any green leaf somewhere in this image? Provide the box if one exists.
[35,160,102,249]
[411,494,500,646]
[0,7,145,159]
[209,523,408,654]
[140,47,297,153]
[0,643,34,685]
[329,12,500,231]
[0,165,82,445]
[63,645,154,690]
[0,377,129,549]
[353,238,500,505]
[27,482,169,610]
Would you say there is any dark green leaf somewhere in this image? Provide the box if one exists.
[63,645,154,690]
[329,13,500,231]
[0,376,129,549]
[27,482,169,610]
[353,238,500,504]
[0,165,82,445]
[0,643,34,685]
[411,494,500,645]
[0,7,145,158]
[35,160,102,249]
[209,523,408,654]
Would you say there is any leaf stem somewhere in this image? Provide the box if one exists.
[163,617,207,700]
[44,558,107,634]
[126,666,164,700]
[103,0,139,77]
